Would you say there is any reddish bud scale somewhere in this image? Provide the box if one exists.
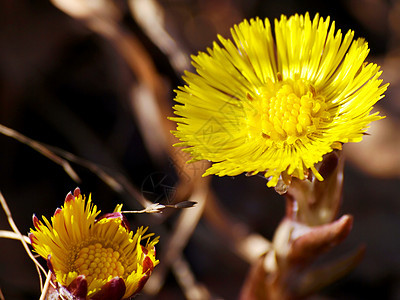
[97,212,130,232]
[28,232,37,244]
[142,255,153,273]
[91,277,126,300]
[74,187,81,197]
[54,208,62,217]
[67,275,88,300]
[133,255,155,295]
[65,192,74,203]
[47,254,55,274]
[32,214,41,229]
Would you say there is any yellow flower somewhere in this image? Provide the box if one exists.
[29,188,159,299]
[171,13,388,188]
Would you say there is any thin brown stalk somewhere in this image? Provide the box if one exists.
[203,192,272,264]
[128,0,191,74]
[39,271,52,300]
[0,124,80,182]
[45,144,152,209]
[0,120,152,209]
[0,191,47,279]
[144,180,210,295]
[0,230,31,243]
[172,256,210,300]
[35,263,44,293]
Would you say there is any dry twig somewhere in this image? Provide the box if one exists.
[144,179,210,298]
[39,271,52,300]
[0,124,80,182]
[0,190,48,288]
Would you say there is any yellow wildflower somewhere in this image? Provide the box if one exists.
[171,13,388,188]
[30,188,159,299]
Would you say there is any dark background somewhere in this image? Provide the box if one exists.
[0,0,399,299]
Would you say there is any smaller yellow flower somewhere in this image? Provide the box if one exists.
[29,188,159,299]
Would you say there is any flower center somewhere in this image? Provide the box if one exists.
[74,243,125,282]
[247,78,330,145]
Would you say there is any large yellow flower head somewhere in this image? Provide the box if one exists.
[29,188,159,299]
[171,13,388,188]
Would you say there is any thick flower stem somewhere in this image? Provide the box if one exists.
[240,151,362,299]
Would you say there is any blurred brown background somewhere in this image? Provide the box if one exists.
[0,0,399,299]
